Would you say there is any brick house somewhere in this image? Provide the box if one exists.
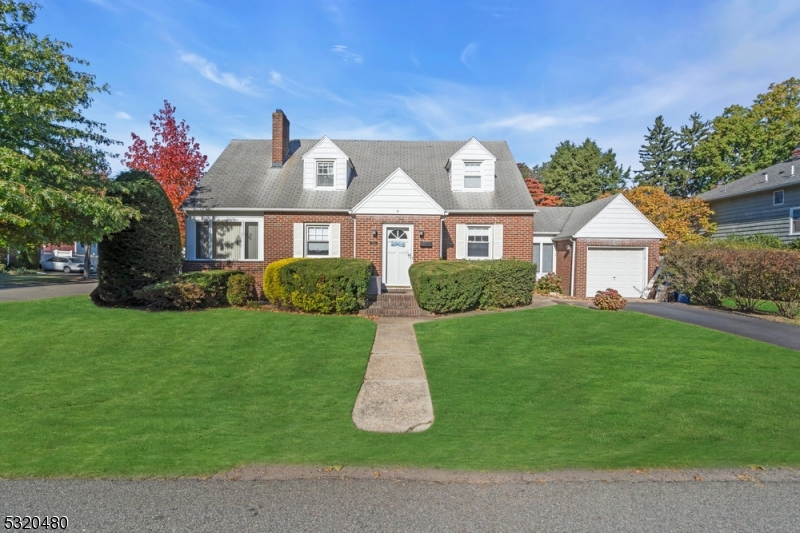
[534,194,664,298]
[181,110,535,294]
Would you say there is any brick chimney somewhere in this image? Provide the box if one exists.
[272,109,290,167]
[792,144,800,161]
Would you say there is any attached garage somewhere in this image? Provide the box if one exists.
[533,194,665,298]
[585,247,647,297]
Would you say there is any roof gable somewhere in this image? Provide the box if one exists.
[352,168,445,215]
[301,136,349,161]
[573,195,664,239]
[448,137,496,166]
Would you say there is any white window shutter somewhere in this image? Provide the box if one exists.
[330,223,341,257]
[492,224,503,259]
[455,224,466,259]
[293,223,304,258]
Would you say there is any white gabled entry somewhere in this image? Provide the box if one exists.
[585,247,647,298]
[384,224,413,286]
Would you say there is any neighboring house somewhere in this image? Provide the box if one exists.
[534,195,665,298]
[40,243,98,269]
[698,146,800,244]
[181,110,535,293]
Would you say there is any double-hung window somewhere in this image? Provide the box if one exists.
[464,162,482,189]
[774,190,785,206]
[316,161,335,187]
[533,243,554,274]
[466,225,490,258]
[194,219,259,260]
[792,207,800,235]
[306,225,330,256]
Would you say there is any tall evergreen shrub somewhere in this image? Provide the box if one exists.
[91,170,182,306]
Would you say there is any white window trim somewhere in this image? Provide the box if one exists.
[305,223,331,257]
[188,216,263,261]
[533,241,555,277]
[774,190,785,206]
[466,225,492,260]
[463,161,482,189]
[316,160,335,188]
[791,207,800,235]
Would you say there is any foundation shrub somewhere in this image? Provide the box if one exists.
[226,273,257,307]
[262,258,302,307]
[478,260,536,309]
[135,270,242,310]
[409,261,483,313]
[662,243,728,306]
[593,288,627,310]
[278,258,372,314]
[762,251,800,318]
[535,272,563,294]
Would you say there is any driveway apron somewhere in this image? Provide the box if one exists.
[352,317,434,433]
[627,302,800,351]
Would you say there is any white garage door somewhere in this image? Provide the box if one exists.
[586,247,646,298]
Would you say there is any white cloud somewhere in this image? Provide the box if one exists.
[268,70,351,106]
[488,113,599,132]
[179,53,257,95]
[114,111,132,120]
[331,45,363,63]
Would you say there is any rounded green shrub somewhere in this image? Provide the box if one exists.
[409,261,483,313]
[227,273,257,307]
[91,170,182,306]
[277,258,372,314]
[263,258,302,306]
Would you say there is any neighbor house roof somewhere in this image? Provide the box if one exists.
[534,195,617,238]
[698,159,800,202]
[182,139,535,213]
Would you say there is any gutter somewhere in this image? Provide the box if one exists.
[446,209,538,214]
[184,207,351,213]
[569,238,576,298]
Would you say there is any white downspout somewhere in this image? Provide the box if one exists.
[352,214,357,258]
[570,238,576,297]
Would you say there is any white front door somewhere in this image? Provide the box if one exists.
[384,225,413,286]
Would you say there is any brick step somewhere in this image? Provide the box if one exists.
[359,307,432,317]
[359,291,433,317]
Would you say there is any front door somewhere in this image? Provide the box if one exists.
[384,225,413,286]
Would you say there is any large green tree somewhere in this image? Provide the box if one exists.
[674,112,710,196]
[635,115,678,192]
[694,78,800,188]
[0,1,136,251]
[536,139,629,206]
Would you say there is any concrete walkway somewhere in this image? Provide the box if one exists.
[352,318,434,433]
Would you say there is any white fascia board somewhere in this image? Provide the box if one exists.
[301,135,349,161]
[448,137,497,162]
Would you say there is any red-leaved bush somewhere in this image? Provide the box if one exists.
[593,288,627,311]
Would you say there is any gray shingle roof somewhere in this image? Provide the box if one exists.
[534,195,617,239]
[182,139,535,212]
[698,159,800,202]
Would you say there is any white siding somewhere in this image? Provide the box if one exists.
[448,138,497,192]
[575,196,664,239]
[353,169,445,215]
[301,136,350,191]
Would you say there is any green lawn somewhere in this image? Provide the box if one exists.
[719,298,780,314]
[2,297,799,477]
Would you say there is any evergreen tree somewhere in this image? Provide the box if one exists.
[674,113,710,196]
[635,115,677,191]
[538,139,629,206]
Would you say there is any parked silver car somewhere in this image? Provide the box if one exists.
[40,256,86,273]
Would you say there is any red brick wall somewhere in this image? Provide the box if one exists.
[571,238,662,298]
[442,215,533,261]
[264,213,354,265]
[554,240,573,294]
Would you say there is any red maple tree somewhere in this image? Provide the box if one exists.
[124,100,208,241]
[525,177,562,206]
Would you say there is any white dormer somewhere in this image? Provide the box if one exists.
[447,137,496,192]
[302,136,352,191]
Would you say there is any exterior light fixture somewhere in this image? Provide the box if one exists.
[419,230,424,238]
[372,228,378,238]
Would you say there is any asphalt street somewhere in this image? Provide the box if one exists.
[626,302,800,351]
[2,478,800,532]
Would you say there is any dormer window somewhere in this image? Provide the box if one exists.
[464,162,482,188]
[316,161,335,187]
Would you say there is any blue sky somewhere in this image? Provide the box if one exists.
[32,0,800,176]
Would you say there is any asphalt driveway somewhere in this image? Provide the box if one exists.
[0,281,96,302]
[627,302,800,351]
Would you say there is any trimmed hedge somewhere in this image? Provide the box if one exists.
[92,170,182,306]
[226,273,257,307]
[272,258,372,314]
[135,270,243,310]
[262,257,302,307]
[410,260,536,314]
[664,243,800,318]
